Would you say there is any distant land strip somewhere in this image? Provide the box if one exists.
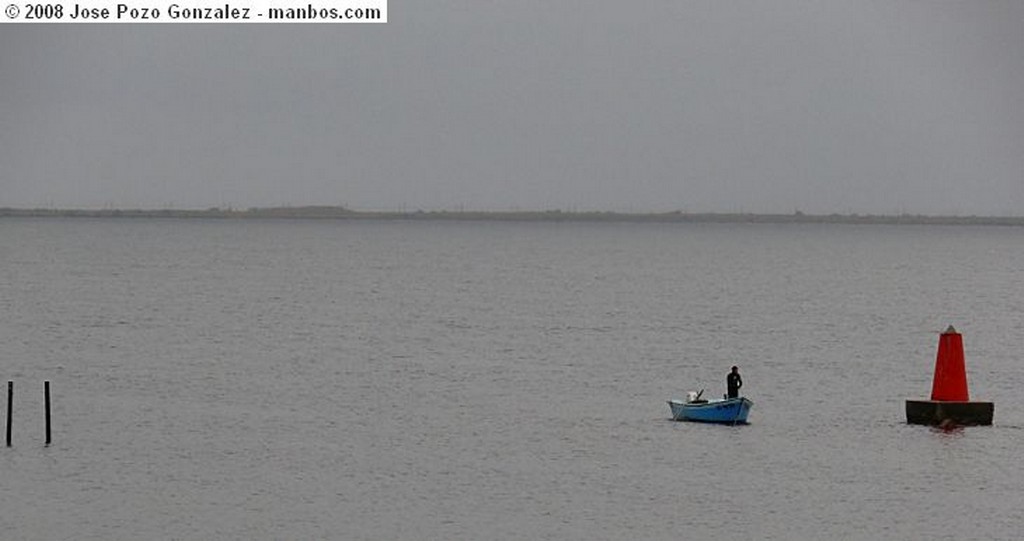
[3,206,1024,226]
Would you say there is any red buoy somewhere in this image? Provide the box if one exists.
[906,325,993,426]
[930,326,970,401]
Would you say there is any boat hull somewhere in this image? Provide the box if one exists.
[667,397,753,424]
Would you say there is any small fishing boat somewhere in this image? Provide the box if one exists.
[667,391,753,424]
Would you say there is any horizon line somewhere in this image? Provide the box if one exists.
[3,206,1024,225]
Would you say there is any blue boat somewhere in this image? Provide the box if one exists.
[667,392,753,424]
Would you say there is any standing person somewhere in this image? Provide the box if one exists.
[726,366,743,399]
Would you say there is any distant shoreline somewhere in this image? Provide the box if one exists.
[3,206,1024,226]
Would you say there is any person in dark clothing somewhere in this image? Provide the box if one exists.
[726,366,743,399]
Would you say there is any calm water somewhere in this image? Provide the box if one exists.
[2,217,1024,540]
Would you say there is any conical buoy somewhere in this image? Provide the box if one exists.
[906,325,993,426]
[930,325,970,401]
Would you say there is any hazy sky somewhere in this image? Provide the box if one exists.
[2,1,1022,214]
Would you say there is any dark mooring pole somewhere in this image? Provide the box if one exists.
[6,381,12,447]
[44,381,51,446]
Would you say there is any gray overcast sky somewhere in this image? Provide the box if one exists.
[2,1,1023,214]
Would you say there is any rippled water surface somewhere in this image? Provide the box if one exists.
[2,218,1023,540]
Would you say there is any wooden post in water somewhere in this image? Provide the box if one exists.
[44,381,51,446]
[6,381,12,447]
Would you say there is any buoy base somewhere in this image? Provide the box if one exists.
[905,400,993,426]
